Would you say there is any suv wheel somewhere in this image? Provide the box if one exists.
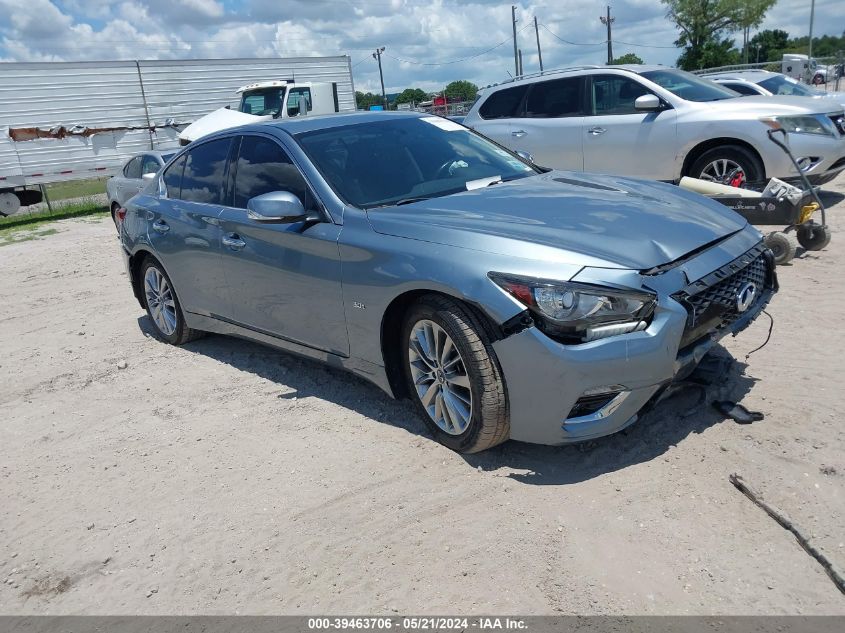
[689,145,764,185]
[141,258,203,345]
[402,295,509,453]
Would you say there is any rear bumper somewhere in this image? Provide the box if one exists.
[492,277,774,446]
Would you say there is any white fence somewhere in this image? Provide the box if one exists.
[0,56,355,188]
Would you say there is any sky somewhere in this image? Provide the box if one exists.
[0,0,841,94]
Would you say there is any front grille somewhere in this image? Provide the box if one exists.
[674,244,772,349]
[829,114,845,136]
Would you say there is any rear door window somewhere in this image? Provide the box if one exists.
[124,157,142,179]
[590,75,651,115]
[478,84,529,119]
[525,77,584,118]
[180,138,232,205]
[232,135,313,210]
[162,154,186,199]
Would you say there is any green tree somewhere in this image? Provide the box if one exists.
[748,29,789,63]
[394,88,429,105]
[662,0,776,70]
[677,36,741,70]
[355,91,383,110]
[609,53,644,65]
[443,80,478,102]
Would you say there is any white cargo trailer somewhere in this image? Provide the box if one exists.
[0,56,355,214]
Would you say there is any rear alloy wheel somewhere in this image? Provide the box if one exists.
[141,259,203,345]
[403,295,509,453]
[689,145,764,186]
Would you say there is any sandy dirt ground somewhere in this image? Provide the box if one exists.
[1,177,843,615]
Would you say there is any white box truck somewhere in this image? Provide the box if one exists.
[0,56,355,215]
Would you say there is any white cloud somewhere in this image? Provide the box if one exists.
[0,1,840,95]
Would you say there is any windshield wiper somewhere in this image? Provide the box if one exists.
[366,196,433,209]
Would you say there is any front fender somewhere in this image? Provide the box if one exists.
[337,208,583,367]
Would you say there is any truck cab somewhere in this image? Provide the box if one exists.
[178,80,340,144]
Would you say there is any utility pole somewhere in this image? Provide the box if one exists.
[599,5,614,65]
[372,47,387,109]
[807,0,815,83]
[511,6,519,76]
[534,16,544,72]
[518,49,524,77]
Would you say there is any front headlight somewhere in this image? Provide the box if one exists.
[489,272,656,343]
[761,114,837,137]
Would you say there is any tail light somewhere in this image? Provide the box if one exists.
[116,207,127,224]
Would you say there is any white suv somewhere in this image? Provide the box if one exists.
[464,65,845,186]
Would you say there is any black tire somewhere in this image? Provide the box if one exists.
[140,258,203,345]
[110,202,120,231]
[764,231,798,265]
[688,145,765,185]
[796,223,832,251]
[402,295,509,453]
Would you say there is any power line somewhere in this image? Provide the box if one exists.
[540,23,679,50]
[382,24,532,67]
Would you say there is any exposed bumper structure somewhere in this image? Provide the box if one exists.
[493,245,777,446]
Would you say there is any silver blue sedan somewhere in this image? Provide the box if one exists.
[118,112,776,452]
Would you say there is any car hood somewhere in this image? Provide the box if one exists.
[366,172,748,270]
[701,95,843,115]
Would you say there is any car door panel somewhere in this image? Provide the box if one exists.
[511,76,586,170]
[146,142,232,318]
[217,134,348,356]
[582,74,677,180]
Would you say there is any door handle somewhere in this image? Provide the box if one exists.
[512,130,527,138]
[152,219,170,233]
[222,233,246,251]
[588,127,607,136]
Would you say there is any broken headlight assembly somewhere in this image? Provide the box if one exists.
[489,272,656,343]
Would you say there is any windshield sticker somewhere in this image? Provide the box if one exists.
[421,117,464,131]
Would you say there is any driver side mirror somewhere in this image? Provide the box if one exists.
[634,94,662,112]
[246,191,318,224]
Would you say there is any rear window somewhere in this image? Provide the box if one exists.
[180,138,232,205]
[123,157,142,179]
[478,84,529,119]
[162,154,186,199]
[525,77,584,118]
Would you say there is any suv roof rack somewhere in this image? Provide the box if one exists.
[485,65,602,89]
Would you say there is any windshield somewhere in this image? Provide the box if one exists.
[641,69,739,102]
[240,88,286,116]
[295,117,538,209]
[758,75,817,97]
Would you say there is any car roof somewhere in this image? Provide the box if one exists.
[239,110,434,135]
[700,70,777,83]
[478,64,675,93]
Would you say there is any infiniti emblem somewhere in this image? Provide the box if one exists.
[736,282,757,313]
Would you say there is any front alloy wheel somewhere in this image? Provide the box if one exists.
[402,295,509,453]
[408,319,473,435]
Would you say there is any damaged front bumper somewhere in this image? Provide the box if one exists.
[492,244,777,446]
